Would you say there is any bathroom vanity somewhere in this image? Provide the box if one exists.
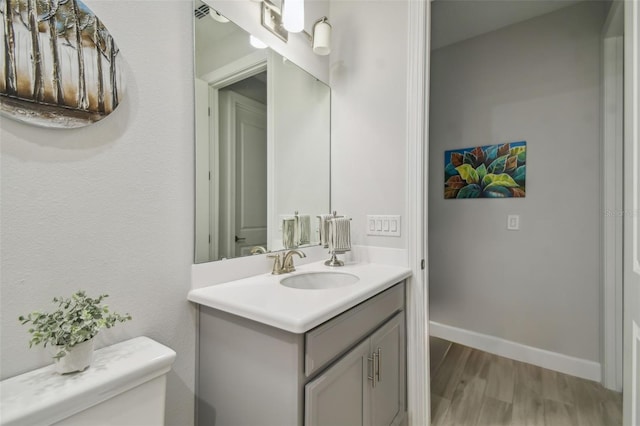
[189,262,411,426]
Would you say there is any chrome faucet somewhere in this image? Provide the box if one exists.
[267,250,306,274]
[282,249,306,273]
[250,246,267,255]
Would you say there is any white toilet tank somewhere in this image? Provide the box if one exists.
[0,336,176,426]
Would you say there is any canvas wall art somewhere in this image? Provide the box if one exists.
[444,141,526,199]
[1,0,123,128]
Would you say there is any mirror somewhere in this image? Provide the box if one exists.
[194,1,331,263]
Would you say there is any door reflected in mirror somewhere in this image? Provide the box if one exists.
[194,1,330,263]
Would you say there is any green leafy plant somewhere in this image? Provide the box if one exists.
[19,291,132,359]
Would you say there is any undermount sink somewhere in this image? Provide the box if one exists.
[280,271,360,290]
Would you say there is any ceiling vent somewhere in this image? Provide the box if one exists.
[194,4,210,19]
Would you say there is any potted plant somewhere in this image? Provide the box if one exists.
[19,290,132,374]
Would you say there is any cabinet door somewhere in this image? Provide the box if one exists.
[305,339,371,426]
[370,312,405,426]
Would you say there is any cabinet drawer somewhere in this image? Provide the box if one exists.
[305,282,404,377]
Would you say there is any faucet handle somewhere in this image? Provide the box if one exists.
[267,253,284,275]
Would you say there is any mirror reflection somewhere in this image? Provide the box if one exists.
[194,1,331,263]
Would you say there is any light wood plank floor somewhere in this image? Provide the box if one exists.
[430,343,623,426]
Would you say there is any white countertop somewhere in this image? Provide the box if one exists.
[187,261,412,333]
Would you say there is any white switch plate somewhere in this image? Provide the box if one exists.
[367,215,401,236]
[507,214,520,230]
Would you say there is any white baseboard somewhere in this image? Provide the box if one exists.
[429,321,602,383]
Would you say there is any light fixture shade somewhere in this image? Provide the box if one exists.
[312,19,331,55]
[250,35,268,49]
[283,0,304,33]
[209,9,229,23]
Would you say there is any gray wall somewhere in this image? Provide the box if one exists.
[428,1,607,362]
[0,2,196,424]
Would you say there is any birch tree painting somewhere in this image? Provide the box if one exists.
[0,0,123,128]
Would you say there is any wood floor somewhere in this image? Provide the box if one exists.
[430,343,623,426]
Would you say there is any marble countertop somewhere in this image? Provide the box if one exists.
[187,261,412,333]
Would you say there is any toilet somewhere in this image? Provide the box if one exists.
[0,336,176,426]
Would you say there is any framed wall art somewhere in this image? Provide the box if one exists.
[445,141,526,199]
[1,0,124,128]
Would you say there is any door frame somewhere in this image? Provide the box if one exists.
[199,51,267,260]
[195,77,213,263]
[623,0,640,423]
[406,0,430,425]
[601,0,624,392]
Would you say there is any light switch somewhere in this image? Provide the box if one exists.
[507,214,520,230]
[366,215,401,236]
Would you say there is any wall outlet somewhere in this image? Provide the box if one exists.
[367,215,401,236]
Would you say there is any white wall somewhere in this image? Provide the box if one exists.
[0,1,196,425]
[330,0,409,249]
[428,2,607,363]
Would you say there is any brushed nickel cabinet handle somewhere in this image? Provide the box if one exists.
[367,353,378,388]
[376,348,381,382]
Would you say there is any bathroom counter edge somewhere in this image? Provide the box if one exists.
[187,261,412,333]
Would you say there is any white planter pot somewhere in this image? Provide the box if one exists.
[52,338,95,374]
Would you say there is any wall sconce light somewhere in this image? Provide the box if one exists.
[311,17,331,56]
[261,0,288,42]
[261,0,332,56]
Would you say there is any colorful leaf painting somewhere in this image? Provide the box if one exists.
[446,175,466,189]
[444,141,527,199]
[0,0,124,128]
[451,152,464,167]
[456,164,479,184]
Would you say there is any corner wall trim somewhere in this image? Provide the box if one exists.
[405,0,430,424]
[429,321,602,382]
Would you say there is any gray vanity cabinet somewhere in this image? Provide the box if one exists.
[305,312,406,426]
[197,282,406,426]
[371,313,406,426]
[304,338,371,426]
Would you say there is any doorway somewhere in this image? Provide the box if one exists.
[218,75,268,258]
[427,0,623,417]
[194,54,267,262]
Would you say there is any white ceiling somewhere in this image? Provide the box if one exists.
[431,0,586,50]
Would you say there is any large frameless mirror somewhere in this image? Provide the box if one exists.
[194,1,331,263]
